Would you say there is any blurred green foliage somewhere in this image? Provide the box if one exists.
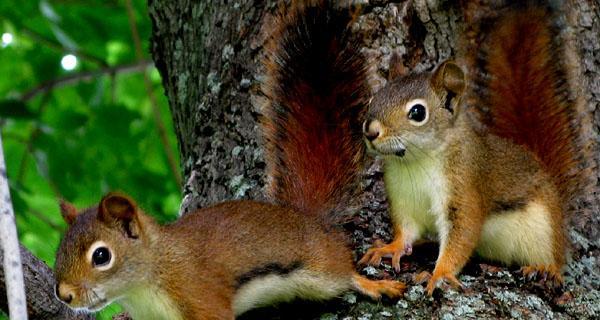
[0,0,181,318]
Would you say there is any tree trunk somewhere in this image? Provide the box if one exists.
[148,0,275,214]
[148,0,599,319]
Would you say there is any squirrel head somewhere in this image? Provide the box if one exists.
[363,60,466,161]
[54,192,157,312]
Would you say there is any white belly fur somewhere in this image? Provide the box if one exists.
[477,201,554,266]
[385,157,554,266]
[119,285,184,320]
[384,156,450,248]
[232,270,351,316]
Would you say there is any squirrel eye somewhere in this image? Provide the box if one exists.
[92,247,111,267]
[407,104,427,123]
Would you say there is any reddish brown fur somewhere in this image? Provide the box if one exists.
[55,198,357,319]
[261,1,369,218]
[59,199,78,225]
[158,201,357,318]
[55,196,404,318]
[55,2,404,318]
[474,7,584,205]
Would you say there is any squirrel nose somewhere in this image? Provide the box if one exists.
[363,119,382,141]
[56,283,74,304]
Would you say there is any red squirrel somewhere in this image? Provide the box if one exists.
[359,2,585,295]
[53,2,404,319]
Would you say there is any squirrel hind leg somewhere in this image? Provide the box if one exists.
[520,264,564,289]
[351,273,406,300]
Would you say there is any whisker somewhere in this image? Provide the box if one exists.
[407,146,435,182]
[398,137,435,181]
[90,288,100,301]
[405,139,435,161]
[399,152,417,215]
[398,137,437,210]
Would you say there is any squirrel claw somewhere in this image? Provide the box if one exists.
[358,240,411,272]
[353,275,406,300]
[520,265,563,288]
[376,280,407,299]
[424,271,463,296]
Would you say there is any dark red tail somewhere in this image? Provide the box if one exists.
[472,5,585,204]
[261,2,369,218]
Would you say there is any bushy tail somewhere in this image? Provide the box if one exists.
[471,3,585,203]
[260,1,369,219]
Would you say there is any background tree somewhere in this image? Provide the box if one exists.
[149,0,600,319]
[0,0,180,318]
[1,0,599,319]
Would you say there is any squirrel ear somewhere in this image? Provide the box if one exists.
[432,60,465,96]
[388,52,408,81]
[59,199,78,225]
[99,192,137,221]
[99,192,140,238]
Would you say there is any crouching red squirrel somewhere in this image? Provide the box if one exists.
[359,2,586,295]
[53,2,405,319]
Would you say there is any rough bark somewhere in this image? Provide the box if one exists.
[148,0,599,319]
[148,0,275,214]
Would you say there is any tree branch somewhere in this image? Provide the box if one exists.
[0,133,28,319]
[20,27,108,68]
[20,61,154,102]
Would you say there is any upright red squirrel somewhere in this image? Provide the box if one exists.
[359,3,585,295]
[53,3,404,319]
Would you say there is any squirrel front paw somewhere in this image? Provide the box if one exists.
[415,270,463,296]
[358,239,412,272]
[352,274,406,300]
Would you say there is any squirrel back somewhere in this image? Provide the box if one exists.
[468,3,585,204]
[260,1,369,219]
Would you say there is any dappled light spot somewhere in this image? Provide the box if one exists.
[60,54,77,71]
[1,32,13,47]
